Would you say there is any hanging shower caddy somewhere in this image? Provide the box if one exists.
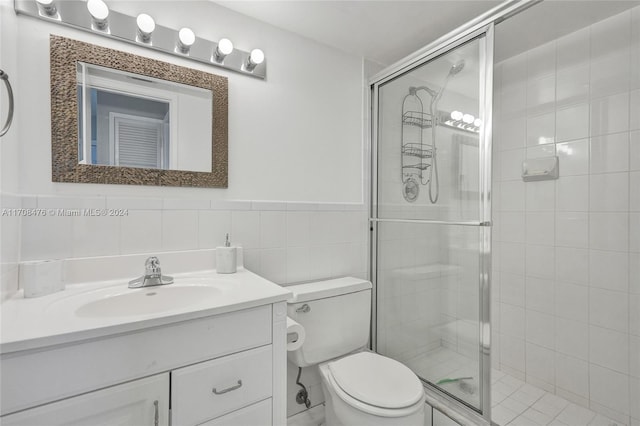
[401,90,434,202]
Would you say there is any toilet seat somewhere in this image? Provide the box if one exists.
[321,352,425,418]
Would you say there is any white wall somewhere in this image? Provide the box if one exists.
[492,7,640,425]
[0,1,370,417]
[9,1,363,202]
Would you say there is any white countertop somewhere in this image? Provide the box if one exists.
[0,268,291,354]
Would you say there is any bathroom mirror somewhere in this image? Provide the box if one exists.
[51,35,228,187]
[77,62,212,173]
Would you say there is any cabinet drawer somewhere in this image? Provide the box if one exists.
[199,398,272,426]
[172,345,272,426]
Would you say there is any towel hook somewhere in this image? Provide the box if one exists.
[0,69,14,137]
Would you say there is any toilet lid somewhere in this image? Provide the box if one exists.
[328,352,424,409]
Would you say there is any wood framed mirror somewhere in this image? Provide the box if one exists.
[50,35,228,187]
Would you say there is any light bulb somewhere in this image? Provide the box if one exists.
[218,39,233,56]
[36,0,57,16]
[214,38,233,62]
[87,0,109,30]
[474,118,482,127]
[451,110,463,121]
[136,13,155,42]
[177,27,195,54]
[246,48,264,71]
[462,114,474,124]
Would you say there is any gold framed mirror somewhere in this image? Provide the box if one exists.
[50,35,228,187]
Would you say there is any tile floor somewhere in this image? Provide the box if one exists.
[287,404,324,426]
[491,370,622,426]
[407,346,624,426]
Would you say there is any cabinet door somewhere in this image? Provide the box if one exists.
[1,374,169,426]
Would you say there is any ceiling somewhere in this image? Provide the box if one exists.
[214,1,640,69]
[213,1,501,66]
[494,0,640,62]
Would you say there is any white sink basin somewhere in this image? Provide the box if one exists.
[43,280,228,319]
[75,285,222,318]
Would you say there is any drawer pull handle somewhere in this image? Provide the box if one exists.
[212,379,243,395]
[153,400,159,426]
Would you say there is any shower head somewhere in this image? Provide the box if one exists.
[449,60,465,76]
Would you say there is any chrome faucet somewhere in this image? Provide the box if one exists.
[128,256,174,288]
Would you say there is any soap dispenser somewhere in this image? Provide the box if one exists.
[216,233,237,274]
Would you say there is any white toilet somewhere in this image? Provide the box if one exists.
[287,277,426,426]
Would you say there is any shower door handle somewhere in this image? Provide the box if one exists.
[0,69,14,138]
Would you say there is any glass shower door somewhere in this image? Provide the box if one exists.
[372,27,492,419]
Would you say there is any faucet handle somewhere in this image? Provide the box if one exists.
[128,256,172,288]
[145,256,161,275]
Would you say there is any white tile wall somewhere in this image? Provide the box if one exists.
[10,196,367,288]
[589,133,629,174]
[493,7,639,425]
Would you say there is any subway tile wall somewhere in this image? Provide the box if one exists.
[492,6,639,425]
[1,196,368,298]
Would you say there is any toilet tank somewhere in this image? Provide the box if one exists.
[286,277,372,368]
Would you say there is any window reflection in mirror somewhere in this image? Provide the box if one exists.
[76,62,212,173]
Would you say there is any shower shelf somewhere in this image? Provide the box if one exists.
[403,163,430,171]
[402,111,433,129]
[402,143,433,158]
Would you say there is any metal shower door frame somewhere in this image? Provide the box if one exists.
[369,2,542,423]
[367,17,507,426]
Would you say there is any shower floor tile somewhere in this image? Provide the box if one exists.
[493,372,623,426]
[406,346,624,425]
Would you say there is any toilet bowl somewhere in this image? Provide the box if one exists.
[319,352,425,426]
[286,278,426,426]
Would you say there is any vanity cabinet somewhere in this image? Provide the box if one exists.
[0,302,288,426]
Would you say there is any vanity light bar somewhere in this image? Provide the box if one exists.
[15,0,267,79]
[442,110,481,134]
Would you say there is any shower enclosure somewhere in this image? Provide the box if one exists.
[371,21,494,422]
[371,1,639,425]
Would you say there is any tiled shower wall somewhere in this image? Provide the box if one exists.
[492,7,639,425]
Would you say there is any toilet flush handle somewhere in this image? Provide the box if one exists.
[296,304,310,313]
